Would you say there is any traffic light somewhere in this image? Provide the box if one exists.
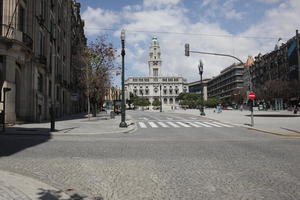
[185,43,190,56]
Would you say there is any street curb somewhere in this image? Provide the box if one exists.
[1,117,138,136]
[166,111,300,138]
[0,170,71,200]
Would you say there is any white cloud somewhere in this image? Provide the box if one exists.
[201,0,245,20]
[143,0,181,8]
[82,7,119,36]
[256,0,281,3]
[84,0,300,83]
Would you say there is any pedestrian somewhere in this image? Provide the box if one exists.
[293,105,298,114]
[240,105,243,111]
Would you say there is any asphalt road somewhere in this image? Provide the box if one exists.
[1,111,300,200]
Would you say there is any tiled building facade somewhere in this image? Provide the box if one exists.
[0,0,86,123]
[207,63,244,102]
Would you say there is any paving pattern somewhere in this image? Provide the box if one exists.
[0,111,300,200]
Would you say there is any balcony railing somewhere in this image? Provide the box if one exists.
[0,24,33,49]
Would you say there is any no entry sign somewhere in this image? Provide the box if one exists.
[249,92,255,100]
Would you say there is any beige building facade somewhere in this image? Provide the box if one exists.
[0,0,86,123]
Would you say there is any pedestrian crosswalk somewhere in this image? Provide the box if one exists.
[138,121,234,129]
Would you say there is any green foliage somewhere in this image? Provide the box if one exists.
[205,97,221,107]
[152,99,161,107]
[177,92,202,108]
[133,96,151,107]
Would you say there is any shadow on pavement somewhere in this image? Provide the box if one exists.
[0,127,51,157]
[37,188,103,200]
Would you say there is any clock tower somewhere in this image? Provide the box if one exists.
[148,37,162,76]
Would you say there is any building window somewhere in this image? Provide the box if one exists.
[48,80,52,97]
[153,68,158,76]
[169,98,173,104]
[56,86,60,100]
[38,73,43,92]
[39,31,45,56]
[18,6,26,32]
[163,98,167,104]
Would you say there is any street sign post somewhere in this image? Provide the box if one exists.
[248,92,255,126]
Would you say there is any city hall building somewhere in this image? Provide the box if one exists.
[125,37,188,110]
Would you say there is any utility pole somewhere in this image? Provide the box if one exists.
[296,30,300,81]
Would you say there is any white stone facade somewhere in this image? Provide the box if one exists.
[125,37,188,110]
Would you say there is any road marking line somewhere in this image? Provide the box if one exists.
[190,117,197,120]
[186,122,201,127]
[176,122,191,127]
[194,122,211,127]
[203,122,222,127]
[166,117,173,120]
[148,122,158,128]
[157,122,169,128]
[212,122,233,127]
[166,122,180,128]
[139,122,147,128]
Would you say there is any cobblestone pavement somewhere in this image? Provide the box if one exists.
[0,111,300,199]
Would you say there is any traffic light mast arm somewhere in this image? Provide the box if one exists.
[189,50,244,65]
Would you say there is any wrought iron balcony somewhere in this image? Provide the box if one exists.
[0,24,33,49]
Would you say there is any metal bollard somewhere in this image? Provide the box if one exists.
[110,111,115,119]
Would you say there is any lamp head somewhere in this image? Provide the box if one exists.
[198,60,203,74]
[121,29,125,41]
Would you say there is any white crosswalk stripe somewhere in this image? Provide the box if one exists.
[157,122,169,128]
[148,122,158,128]
[176,122,191,127]
[166,122,180,128]
[203,122,222,127]
[139,122,147,128]
[194,121,212,127]
[211,121,233,127]
[138,120,235,129]
[186,122,201,127]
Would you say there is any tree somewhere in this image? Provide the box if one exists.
[205,97,221,107]
[80,35,116,117]
[152,99,161,107]
[133,96,150,107]
[177,92,201,108]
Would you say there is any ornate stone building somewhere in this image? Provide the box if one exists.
[125,37,188,110]
[0,0,86,123]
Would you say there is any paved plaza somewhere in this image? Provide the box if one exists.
[0,110,300,199]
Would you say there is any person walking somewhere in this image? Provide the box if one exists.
[293,105,298,114]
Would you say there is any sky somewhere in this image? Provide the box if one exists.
[77,0,300,86]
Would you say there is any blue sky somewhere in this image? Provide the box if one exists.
[77,0,300,86]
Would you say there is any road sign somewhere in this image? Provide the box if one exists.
[249,92,255,100]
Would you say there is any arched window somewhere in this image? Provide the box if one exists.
[169,98,173,104]
[163,98,167,104]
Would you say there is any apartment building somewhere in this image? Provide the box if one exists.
[0,0,86,123]
[207,63,244,103]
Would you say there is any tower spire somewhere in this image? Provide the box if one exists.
[148,36,162,76]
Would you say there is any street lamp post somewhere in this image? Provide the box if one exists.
[2,87,11,132]
[198,60,205,116]
[119,29,127,128]
[159,84,162,112]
